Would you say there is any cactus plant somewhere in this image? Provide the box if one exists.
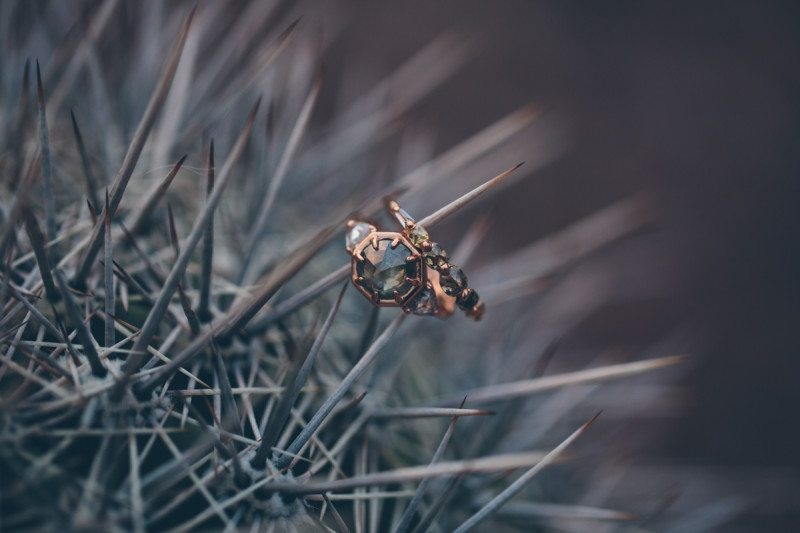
[0,2,685,531]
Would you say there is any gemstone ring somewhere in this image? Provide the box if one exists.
[345,200,485,320]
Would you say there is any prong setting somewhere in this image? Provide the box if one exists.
[350,231,425,307]
[348,202,482,320]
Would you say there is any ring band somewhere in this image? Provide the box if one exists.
[345,200,484,320]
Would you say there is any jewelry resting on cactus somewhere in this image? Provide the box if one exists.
[346,199,485,320]
[0,1,703,530]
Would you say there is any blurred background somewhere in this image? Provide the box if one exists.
[319,2,800,529]
[2,0,798,530]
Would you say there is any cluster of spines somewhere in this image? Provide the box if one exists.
[0,2,684,531]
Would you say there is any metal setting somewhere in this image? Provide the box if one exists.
[401,268,456,319]
[350,231,425,307]
[346,200,485,320]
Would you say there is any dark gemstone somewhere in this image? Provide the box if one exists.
[466,301,485,320]
[408,224,429,245]
[424,242,448,268]
[357,239,419,299]
[441,267,467,297]
[456,288,479,309]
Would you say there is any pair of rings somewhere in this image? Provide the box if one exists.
[345,200,484,320]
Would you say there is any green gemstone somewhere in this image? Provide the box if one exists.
[424,242,448,268]
[357,239,418,299]
[408,224,429,245]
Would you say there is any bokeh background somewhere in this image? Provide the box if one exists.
[319,2,800,529]
[2,0,798,530]
[312,2,800,529]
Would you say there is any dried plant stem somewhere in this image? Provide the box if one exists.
[53,271,106,378]
[254,282,348,468]
[73,8,195,287]
[437,355,685,406]
[70,110,102,210]
[274,314,405,469]
[103,192,115,347]
[197,140,215,321]
[394,399,466,533]
[239,71,322,284]
[125,155,187,235]
[137,226,334,397]
[453,413,600,532]
[417,162,523,228]
[269,450,551,495]
[122,98,259,387]
[371,407,491,420]
[21,211,59,304]
[35,61,56,240]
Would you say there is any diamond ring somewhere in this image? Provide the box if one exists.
[345,200,484,320]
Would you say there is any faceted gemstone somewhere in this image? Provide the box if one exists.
[408,287,438,315]
[466,301,485,320]
[357,239,419,299]
[424,242,448,268]
[408,224,429,246]
[346,222,372,251]
[456,288,479,309]
[441,267,467,297]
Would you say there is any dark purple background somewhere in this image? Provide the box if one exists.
[324,1,800,527]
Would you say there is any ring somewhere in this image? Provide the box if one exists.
[345,200,485,320]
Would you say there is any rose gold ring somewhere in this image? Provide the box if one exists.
[345,200,484,320]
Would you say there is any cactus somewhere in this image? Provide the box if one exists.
[0,2,684,531]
